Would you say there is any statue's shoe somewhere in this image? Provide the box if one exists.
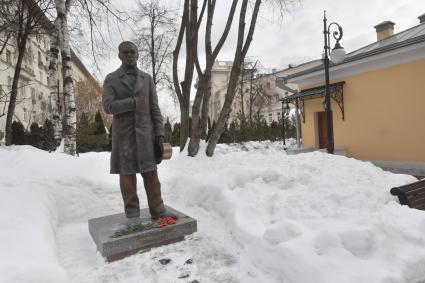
[127,216,141,227]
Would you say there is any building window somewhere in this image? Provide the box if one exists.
[23,107,28,121]
[268,113,272,123]
[31,88,36,104]
[7,76,12,90]
[6,50,11,64]
[38,51,42,67]
[39,71,43,83]
[266,82,270,89]
[277,112,281,120]
[20,84,25,97]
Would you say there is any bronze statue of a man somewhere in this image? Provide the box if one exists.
[102,41,176,226]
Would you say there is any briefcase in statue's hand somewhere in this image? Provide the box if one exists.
[154,139,173,164]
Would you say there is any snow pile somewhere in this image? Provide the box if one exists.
[0,143,424,283]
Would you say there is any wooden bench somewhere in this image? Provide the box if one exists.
[390,179,425,210]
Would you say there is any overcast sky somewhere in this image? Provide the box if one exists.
[84,0,425,121]
[92,0,424,76]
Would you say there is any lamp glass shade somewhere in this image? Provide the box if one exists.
[330,43,346,64]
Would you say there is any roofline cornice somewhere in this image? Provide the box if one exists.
[287,41,425,87]
[288,33,425,81]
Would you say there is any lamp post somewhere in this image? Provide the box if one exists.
[323,11,345,154]
[281,102,290,146]
[281,101,286,146]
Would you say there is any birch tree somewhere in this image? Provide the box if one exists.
[49,0,128,155]
[51,0,76,155]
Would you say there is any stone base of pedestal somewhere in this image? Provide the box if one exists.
[88,206,197,262]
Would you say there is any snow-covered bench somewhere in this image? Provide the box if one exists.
[391,179,425,210]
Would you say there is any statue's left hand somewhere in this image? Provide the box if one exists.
[154,136,165,164]
[155,136,165,145]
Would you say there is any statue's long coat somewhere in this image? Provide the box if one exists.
[102,66,164,174]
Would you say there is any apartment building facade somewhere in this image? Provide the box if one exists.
[0,30,103,141]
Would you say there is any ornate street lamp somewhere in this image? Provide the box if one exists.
[281,101,286,146]
[323,11,345,154]
[281,102,291,146]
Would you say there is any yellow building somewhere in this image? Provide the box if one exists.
[285,14,425,175]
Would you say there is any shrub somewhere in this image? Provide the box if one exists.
[11,121,27,145]
[76,111,108,153]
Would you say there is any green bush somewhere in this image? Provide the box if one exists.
[11,121,27,145]
[76,111,108,153]
[170,122,180,147]
[219,114,296,144]
[11,120,55,151]
[168,113,296,148]
[41,119,56,151]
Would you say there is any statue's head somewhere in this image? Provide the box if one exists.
[118,41,138,66]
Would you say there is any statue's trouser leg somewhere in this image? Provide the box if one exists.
[119,174,140,218]
[141,170,165,217]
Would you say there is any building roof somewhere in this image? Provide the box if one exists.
[288,22,425,80]
[71,49,101,92]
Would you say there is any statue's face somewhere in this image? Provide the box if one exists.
[119,44,138,66]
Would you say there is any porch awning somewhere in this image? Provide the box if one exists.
[280,81,345,122]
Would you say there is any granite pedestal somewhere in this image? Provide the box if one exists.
[88,206,197,262]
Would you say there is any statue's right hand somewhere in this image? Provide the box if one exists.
[133,97,144,112]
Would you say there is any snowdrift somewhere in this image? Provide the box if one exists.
[0,142,424,283]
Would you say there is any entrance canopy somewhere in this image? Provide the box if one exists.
[281,81,345,123]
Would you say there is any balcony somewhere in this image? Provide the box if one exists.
[21,65,36,79]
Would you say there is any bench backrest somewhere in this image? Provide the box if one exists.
[390,179,425,209]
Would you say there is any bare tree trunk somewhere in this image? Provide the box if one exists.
[249,69,254,121]
[5,0,31,146]
[150,7,156,84]
[206,0,261,156]
[180,102,189,150]
[0,32,11,57]
[56,0,77,155]
[188,0,238,155]
[200,69,211,139]
[187,75,204,156]
[172,0,197,151]
[5,40,27,145]
[49,19,62,145]
[172,0,188,151]
[239,66,245,117]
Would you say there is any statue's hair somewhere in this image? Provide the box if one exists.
[118,41,137,52]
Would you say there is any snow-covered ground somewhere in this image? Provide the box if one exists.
[1,142,424,283]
